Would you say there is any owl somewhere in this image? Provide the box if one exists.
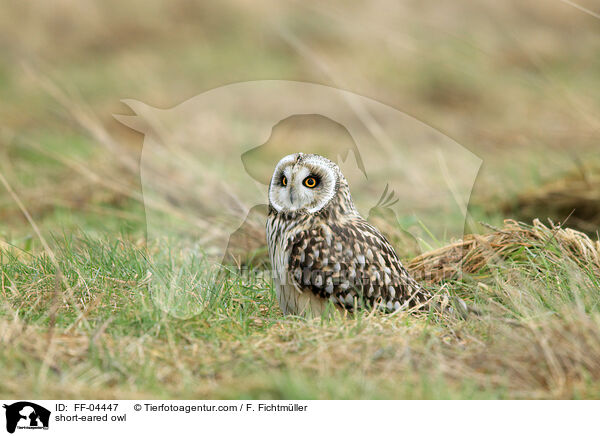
[266,152,433,316]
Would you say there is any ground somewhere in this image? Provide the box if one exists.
[1,0,600,399]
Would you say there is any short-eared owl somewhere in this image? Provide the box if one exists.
[266,153,432,316]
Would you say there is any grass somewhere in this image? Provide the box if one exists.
[1,221,600,399]
[1,0,600,400]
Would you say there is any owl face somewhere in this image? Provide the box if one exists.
[268,153,339,213]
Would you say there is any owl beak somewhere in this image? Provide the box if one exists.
[289,186,296,205]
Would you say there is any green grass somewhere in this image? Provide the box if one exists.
[1,224,599,399]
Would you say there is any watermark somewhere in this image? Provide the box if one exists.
[3,402,51,434]
[2,400,595,435]
[116,80,481,318]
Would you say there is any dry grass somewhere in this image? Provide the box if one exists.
[409,219,600,284]
[2,219,600,399]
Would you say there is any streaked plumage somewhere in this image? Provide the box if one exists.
[266,153,432,316]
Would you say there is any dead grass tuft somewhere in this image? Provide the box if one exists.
[408,219,600,284]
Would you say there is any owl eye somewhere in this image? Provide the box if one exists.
[281,176,287,186]
[303,176,319,188]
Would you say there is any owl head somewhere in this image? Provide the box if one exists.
[268,153,355,214]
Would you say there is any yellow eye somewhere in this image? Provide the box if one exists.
[282,176,287,186]
[303,177,318,188]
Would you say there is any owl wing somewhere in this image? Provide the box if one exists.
[288,217,432,312]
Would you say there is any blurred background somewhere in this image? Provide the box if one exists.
[1,0,599,244]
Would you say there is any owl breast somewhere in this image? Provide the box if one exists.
[266,210,333,315]
[266,212,294,285]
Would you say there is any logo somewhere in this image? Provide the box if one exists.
[115,80,481,318]
[2,402,50,434]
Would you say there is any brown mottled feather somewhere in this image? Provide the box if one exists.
[288,217,430,312]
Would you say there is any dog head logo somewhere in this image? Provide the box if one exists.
[3,402,50,434]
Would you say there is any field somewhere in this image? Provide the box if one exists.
[1,0,600,399]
